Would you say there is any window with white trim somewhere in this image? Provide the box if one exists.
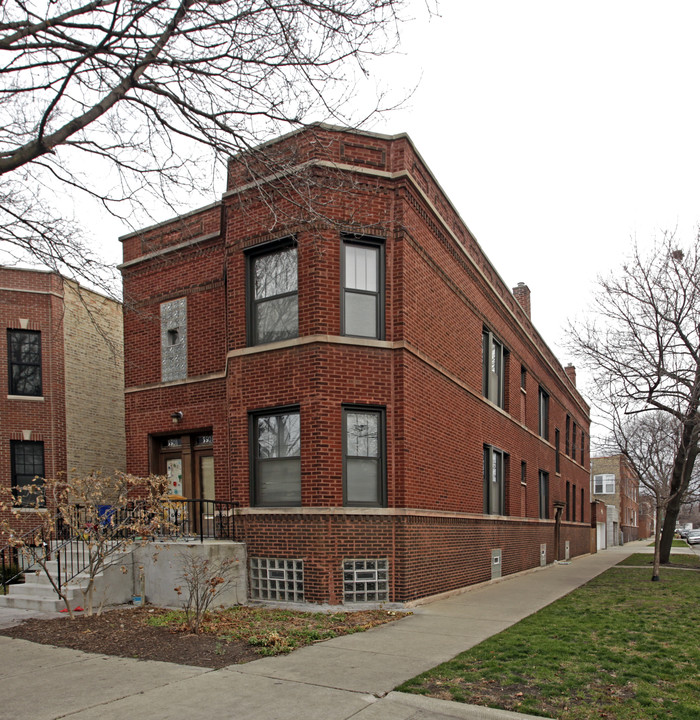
[593,474,615,494]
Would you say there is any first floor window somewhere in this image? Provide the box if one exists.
[343,407,385,506]
[251,409,301,506]
[8,329,42,396]
[538,470,549,519]
[484,445,506,515]
[11,440,45,506]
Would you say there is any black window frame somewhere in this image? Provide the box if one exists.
[341,234,385,340]
[538,387,549,440]
[484,444,507,516]
[249,405,301,507]
[246,237,299,347]
[538,470,549,519]
[572,421,577,460]
[565,415,570,455]
[565,481,571,521]
[482,328,506,409]
[580,430,585,465]
[8,329,42,397]
[10,440,45,507]
[342,405,386,507]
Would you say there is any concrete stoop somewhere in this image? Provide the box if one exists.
[0,549,136,613]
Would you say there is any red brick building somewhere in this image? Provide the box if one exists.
[0,268,125,534]
[120,125,591,605]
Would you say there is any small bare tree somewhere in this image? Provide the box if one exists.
[2,472,176,616]
[569,232,700,564]
[174,552,240,633]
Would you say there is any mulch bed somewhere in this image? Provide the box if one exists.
[0,607,260,669]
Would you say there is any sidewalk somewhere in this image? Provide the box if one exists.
[0,542,645,720]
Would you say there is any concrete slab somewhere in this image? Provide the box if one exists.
[327,623,471,662]
[355,692,554,719]
[0,606,56,629]
[61,668,377,720]
[0,638,208,720]
[235,643,432,694]
[388,613,511,639]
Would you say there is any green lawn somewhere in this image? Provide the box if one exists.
[619,553,700,568]
[648,539,687,548]
[397,568,700,719]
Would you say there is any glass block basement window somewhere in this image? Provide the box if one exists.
[343,558,389,602]
[249,558,304,602]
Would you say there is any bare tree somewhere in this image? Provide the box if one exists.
[0,0,408,290]
[609,411,694,580]
[569,232,700,564]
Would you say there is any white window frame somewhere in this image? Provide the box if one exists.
[593,474,615,494]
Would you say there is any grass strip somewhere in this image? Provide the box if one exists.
[397,568,700,719]
[618,553,700,568]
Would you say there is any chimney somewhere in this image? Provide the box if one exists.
[565,364,577,387]
[512,282,531,318]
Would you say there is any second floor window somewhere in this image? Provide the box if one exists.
[482,329,505,408]
[538,387,549,440]
[593,474,615,494]
[8,329,42,396]
[249,242,298,345]
[342,237,383,339]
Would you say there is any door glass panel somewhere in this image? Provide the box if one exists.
[200,455,215,500]
[167,458,183,496]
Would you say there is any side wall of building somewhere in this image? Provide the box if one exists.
[63,280,126,476]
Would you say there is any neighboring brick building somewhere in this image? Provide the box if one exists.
[120,125,592,605]
[0,268,125,533]
[591,455,640,544]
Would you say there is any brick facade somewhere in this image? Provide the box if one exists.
[0,268,125,535]
[121,125,592,604]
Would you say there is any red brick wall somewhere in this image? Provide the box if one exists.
[121,126,592,604]
[0,269,66,536]
[239,511,591,603]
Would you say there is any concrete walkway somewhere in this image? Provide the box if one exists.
[0,542,649,720]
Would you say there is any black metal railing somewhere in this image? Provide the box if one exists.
[1,498,238,594]
[166,499,237,542]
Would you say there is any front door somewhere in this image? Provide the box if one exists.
[155,432,215,534]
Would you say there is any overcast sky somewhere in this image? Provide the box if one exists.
[367,1,700,375]
[39,1,700,438]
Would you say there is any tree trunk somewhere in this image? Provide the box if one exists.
[652,502,663,581]
[659,412,699,563]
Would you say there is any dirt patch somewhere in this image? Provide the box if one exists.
[1,607,266,669]
[0,605,406,669]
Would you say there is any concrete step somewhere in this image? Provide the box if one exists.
[0,593,67,613]
[11,581,84,602]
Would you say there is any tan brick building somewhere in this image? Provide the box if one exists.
[0,268,125,531]
[591,454,640,545]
